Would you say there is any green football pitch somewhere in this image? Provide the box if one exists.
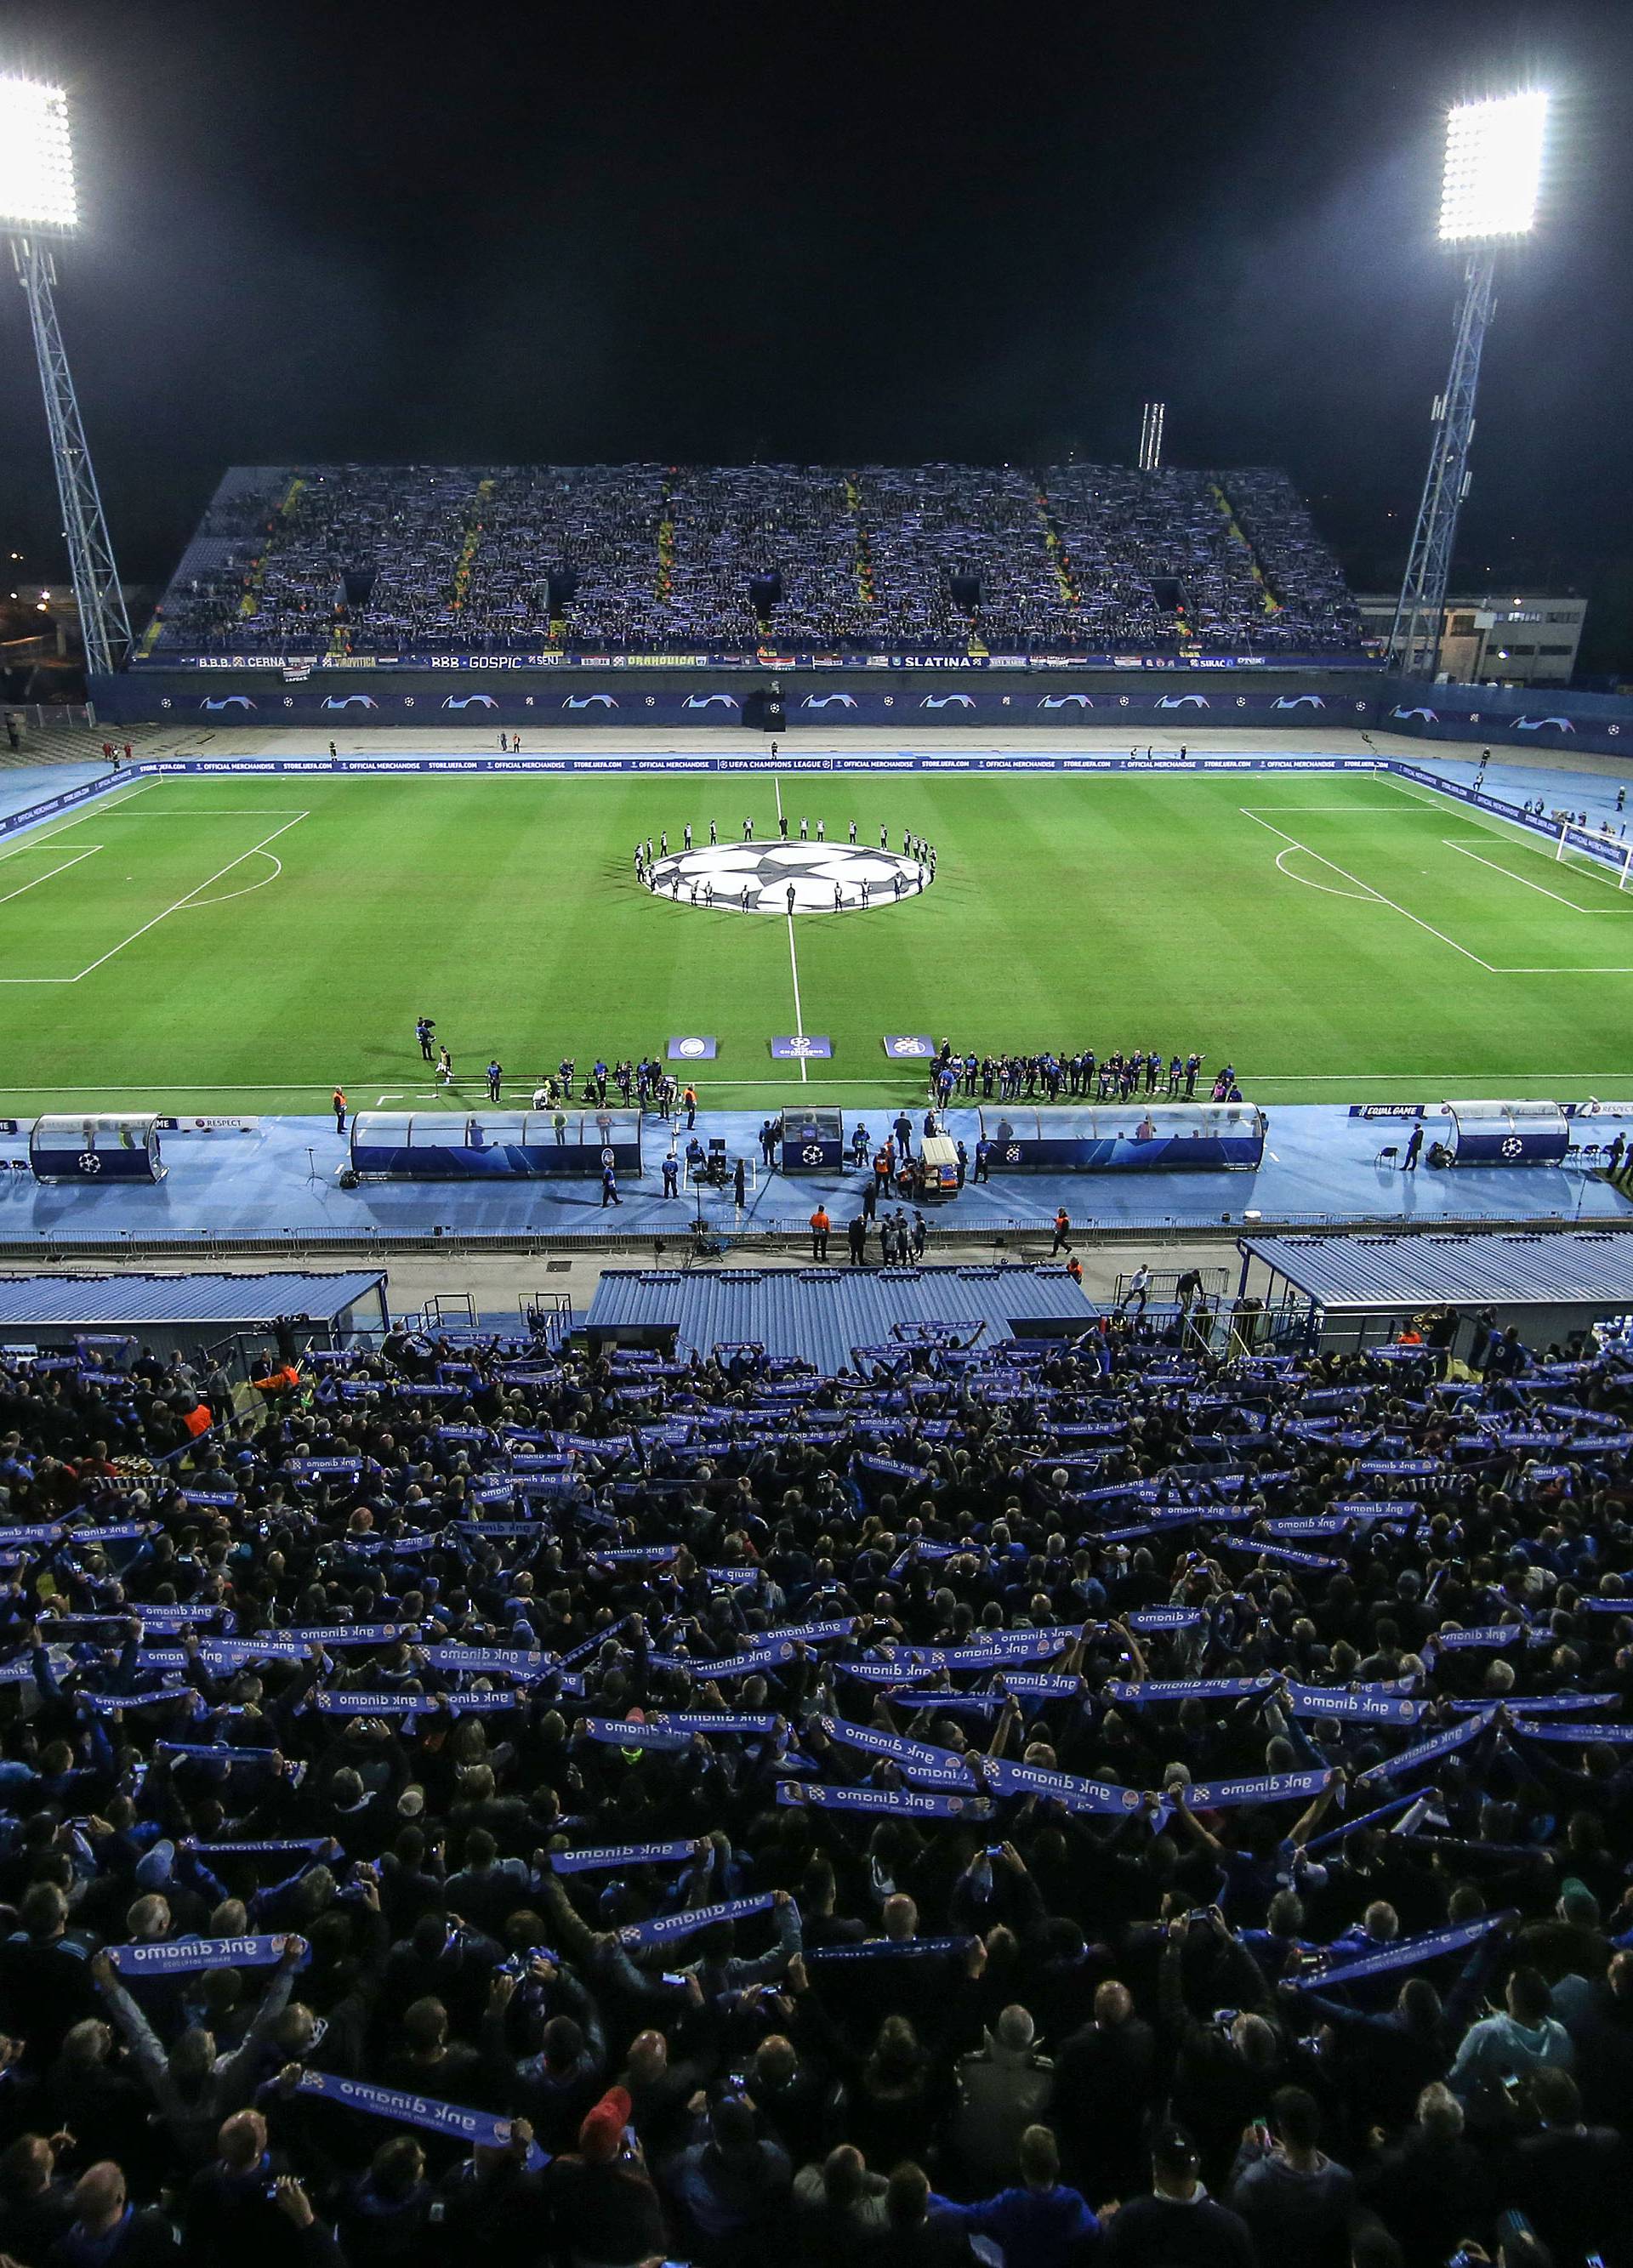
[2,765,1630,1114]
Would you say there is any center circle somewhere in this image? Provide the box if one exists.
[642,840,933,914]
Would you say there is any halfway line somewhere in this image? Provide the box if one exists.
[772,773,808,1083]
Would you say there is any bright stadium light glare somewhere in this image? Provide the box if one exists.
[1438,92,1548,242]
[0,77,79,233]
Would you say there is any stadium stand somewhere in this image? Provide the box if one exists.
[0,1293,1630,2268]
[139,462,1364,660]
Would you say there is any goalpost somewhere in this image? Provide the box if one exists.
[1555,820,1633,890]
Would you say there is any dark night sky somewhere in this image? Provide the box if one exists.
[2,0,1630,635]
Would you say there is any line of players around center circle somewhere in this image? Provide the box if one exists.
[633,815,937,906]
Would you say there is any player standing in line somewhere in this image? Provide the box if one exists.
[799,816,809,840]
[879,824,888,849]
[816,818,826,842]
[684,822,693,850]
[743,816,754,841]
[849,820,856,844]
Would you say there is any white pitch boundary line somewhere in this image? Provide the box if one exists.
[1442,838,1614,912]
[0,813,310,986]
[1240,807,1498,971]
[772,771,808,1083]
[0,845,102,907]
[1374,771,1633,969]
[0,779,157,862]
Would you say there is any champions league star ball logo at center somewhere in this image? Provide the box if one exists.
[641,841,930,915]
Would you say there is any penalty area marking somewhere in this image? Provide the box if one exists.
[1442,838,1617,912]
[0,844,102,907]
[1240,807,1497,971]
[1272,845,1376,900]
[174,846,288,910]
[0,812,309,985]
[0,779,157,862]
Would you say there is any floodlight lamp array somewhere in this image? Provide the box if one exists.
[0,77,78,233]
[1438,91,1547,242]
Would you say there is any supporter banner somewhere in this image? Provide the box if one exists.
[1357,1707,1497,1783]
[1454,1691,1613,1714]
[813,1715,976,1788]
[982,1755,1136,1812]
[424,1645,556,1680]
[751,1617,856,1647]
[807,1934,972,1962]
[1104,1677,1272,1705]
[157,1741,281,1764]
[83,1688,193,1714]
[284,1624,417,1646]
[183,1838,331,1856]
[1304,1789,1420,1855]
[582,1716,691,1751]
[1511,1717,1633,1744]
[987,1671,1085,1698]
[1223,1538,1344,1572]
[1434,1625,1544,1650]
[293,2070,547,2169]
[1292,1912,1506,1990]
[649,1712,781,1736]
[1281,1684,1426,1725]
[651,1646,794,1677]
[108,1934,297,1975]
[549,1839,696,1873]
[616,1893,776,1949]
[856,1634,1067,1674]
[1178,1767,1331,1811]
[776,1779,985,1819]
[311,1690,518,1715]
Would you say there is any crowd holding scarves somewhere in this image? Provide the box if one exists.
[0,1313,1626,2265]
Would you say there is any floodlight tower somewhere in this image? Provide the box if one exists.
[1,76,132,677]
[1387,93,1548,678]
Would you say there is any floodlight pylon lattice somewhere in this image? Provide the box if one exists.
[1388,92,1546,679]
[1386,250,1495,679]
[10,232,132,677]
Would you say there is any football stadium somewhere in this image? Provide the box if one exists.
[2,26,1633,2268]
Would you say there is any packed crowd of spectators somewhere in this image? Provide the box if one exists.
[142,462,1363,661]
[0,1301,1630,2268]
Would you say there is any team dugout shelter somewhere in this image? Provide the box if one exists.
[348,1109,642,1180]
[977,1100,1266,1172]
